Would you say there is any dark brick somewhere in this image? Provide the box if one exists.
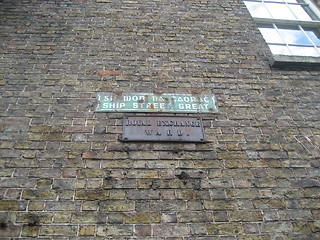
[96,70,121,76]
[291,178,320,188]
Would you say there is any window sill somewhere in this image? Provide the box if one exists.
[269,55,320,68]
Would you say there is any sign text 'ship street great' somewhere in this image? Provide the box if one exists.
[96,92,218,113]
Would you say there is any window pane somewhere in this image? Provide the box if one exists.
[279,28,312,45]
[259,27,284,43]
[269,45,291,55]
[289,5,313,20]
[289,46,320,56]
[244,0,320,59]
[265,3,296,19]
[244,2,271,18]
[305,30,320,46]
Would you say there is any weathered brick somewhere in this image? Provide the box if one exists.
[201,179,233,188]
[22,150,37,159]
[99,200,135,212]
[204,200,238,210]
[64,126,93,133]
[60,142,91,151]
[153,224,191,237]
[127,190,161,200]
[217,151,248,160]
[14,141,46,150]
[134,224,152,236]
[127,169,159,178]
[96,224,133,236]
[0,141,14,149]
[222,169,254,178]
[0,222,21,237]
[77,169,110,178]
[124,212,161,224]
[300,199,320,209]
[52,212,72,223]
[278,210,313,221]
[0,178,37,188]
[207,223,244,235]
[161,213,177,223]
[96,70,121,76]
[22,190,58,200]
[178,212,213,223]
[52,179,86,190]
[176,190,211,200]
[150,200,186,211]
[259,151,288,159]
[28,201,45,211]
[45,201,80,211]
[291,178,320,188]
[103,178,137,189]
[40,225,78,236]
[253,199,287,209]
[261,222,293,233]
[229,211,263,222]
[129,151,159,160]
[4,189,23,199]
[0,201,27,211]
[226,189,259,199]
[82,151,114,159]
[71,212,101,224]
[75,190,110,200]
[28,169,61,178]
[21,225,40,237]
[41,133,72,141]
[79,225,96,236]
[16,212,52,224]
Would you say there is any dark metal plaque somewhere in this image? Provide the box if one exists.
[122,116,205,142]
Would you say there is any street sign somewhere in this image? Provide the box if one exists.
[122,116,205,142]
[96,92,218,113]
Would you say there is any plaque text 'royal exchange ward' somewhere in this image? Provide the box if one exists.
[122,116,205,142]
[96,92,218,113]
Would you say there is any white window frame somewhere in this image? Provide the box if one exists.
[244,0,320,67]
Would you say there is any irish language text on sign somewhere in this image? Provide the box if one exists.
[95,92,218,113]
[122,116,205,142]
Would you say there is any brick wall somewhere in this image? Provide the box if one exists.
[0,0,319,239]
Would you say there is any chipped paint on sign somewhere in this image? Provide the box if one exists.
[95,92,218,113]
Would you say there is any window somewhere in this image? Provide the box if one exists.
[244,0,320,67]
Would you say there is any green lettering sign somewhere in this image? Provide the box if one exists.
[95,92,218,113]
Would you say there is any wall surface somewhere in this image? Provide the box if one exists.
[0,0,320,239]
